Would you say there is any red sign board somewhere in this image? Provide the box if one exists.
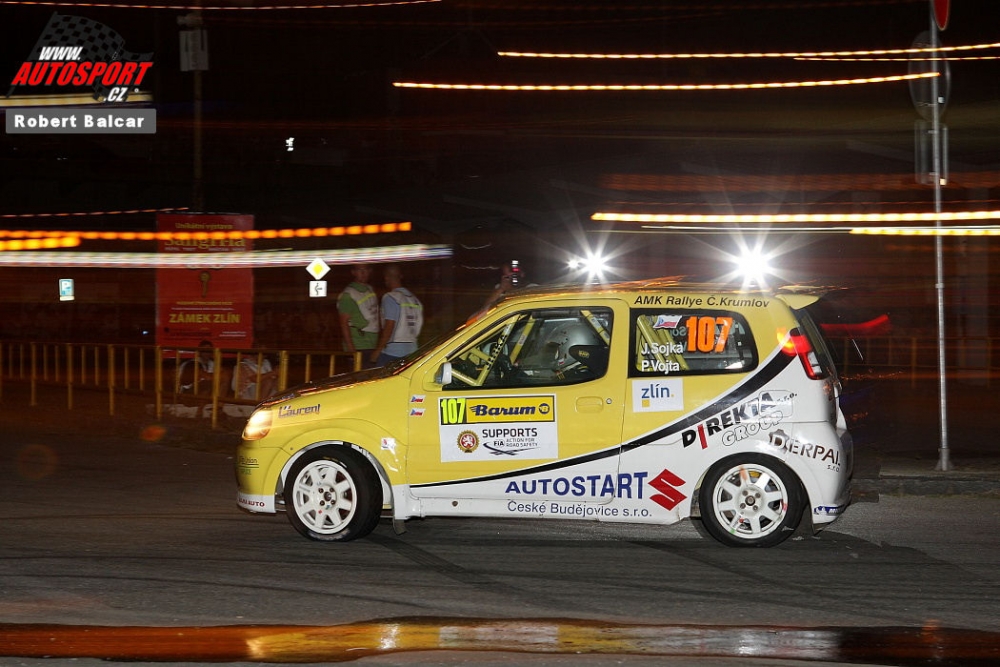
[933,0,949,31]
[156,213,255,351]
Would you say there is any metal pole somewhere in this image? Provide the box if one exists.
[930,4,951,471]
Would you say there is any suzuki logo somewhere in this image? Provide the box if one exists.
[649,468,687,511]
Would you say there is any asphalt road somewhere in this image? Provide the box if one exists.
[2,426,1000,666]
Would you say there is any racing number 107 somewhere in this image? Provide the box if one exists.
[685,316,734,353]
[440,397,467,425]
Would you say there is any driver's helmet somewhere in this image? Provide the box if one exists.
[545,322,601,370]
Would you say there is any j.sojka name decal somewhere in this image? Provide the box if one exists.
[439,395,557,462]
[681,390,793,448]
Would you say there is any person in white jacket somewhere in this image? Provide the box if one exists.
[371,264,423,366]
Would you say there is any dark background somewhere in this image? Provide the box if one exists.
[1,0,998,346]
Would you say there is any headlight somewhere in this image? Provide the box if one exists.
[242,408,273,441]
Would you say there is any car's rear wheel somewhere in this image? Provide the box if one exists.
[699,455,803,548]
[283,446,382,542]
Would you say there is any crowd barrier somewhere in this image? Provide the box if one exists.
[0,341,362,430]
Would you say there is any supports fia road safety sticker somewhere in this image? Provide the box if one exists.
[439,395,558,462]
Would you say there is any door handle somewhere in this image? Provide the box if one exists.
[576,396,605,413]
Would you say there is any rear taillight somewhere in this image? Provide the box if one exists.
[782,328,827,380]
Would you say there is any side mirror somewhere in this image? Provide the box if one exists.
[435,361,453,386]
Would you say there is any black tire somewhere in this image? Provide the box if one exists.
[698,454,803,548]
[283,446,382,542]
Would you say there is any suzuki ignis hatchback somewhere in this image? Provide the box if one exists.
[236,279,852,547]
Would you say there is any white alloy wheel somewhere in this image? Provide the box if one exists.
[283,447,382,542]
[291,459,359,535]
[699,455,802,548]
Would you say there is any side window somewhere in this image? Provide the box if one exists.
[629,309,756,377]
[445,307,613,389]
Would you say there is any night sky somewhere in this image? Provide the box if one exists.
[1,1,997,239]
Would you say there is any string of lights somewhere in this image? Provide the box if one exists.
[0,0,438,9]
[0,237,82,252]
[851,227,1000,236]
[0,244,451,268]
[498,42,1000,60]
[393,72,936,91]
[599,172,1000,192]
[592,211,1000,224]
[611,225,1000,237]
[0,207,188,220]
[0,222,411,243]
[796,56,1000,62]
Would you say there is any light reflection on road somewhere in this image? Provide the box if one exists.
[2,618,999,665]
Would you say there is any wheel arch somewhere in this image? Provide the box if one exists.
[696,449,810,547]
[276,436,395,512]
[691,448,810,521]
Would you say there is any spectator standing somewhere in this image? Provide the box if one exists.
[337,264,380,367]
[371,264,424,366]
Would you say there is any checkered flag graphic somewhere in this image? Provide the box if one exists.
[8,12,153,100]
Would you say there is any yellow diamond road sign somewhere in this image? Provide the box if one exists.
[306,258,330,280]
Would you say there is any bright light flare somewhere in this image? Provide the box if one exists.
[733,249,773,287]
[567,252,609,281]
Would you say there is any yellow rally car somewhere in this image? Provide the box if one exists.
[236,278,852,547]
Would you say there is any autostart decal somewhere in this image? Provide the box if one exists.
[439,395,557,462]
[503,467,688,518]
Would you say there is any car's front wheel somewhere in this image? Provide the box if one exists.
[699,455,803,548]
[283,446,382,542]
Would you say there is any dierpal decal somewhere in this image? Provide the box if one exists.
[632,378,684,413]
[439,395,557,462]
[681,390,794,448]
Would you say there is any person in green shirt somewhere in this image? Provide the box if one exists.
[337,264,380,368]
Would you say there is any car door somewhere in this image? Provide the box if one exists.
[406,301,625,502]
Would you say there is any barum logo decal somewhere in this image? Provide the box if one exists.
[439,395,558,462]
[681,390,794,448]
[5,13,156,135]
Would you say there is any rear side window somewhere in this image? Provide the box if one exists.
[629,309,757,377]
